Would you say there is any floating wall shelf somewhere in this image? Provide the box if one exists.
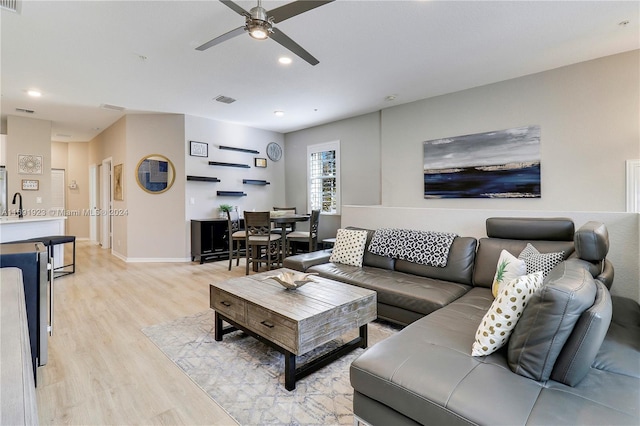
[218,145,260,154]
[187,175,221,182]
[243,179,270,185]
[217,191,247,197]
[208,161,250,168]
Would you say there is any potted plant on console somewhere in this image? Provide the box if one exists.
[218,204,234,218]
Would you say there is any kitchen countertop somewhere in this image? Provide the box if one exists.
[0,215,67,224]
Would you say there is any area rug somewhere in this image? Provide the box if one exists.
[142,311,399,426]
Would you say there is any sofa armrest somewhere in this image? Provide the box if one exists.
[283,250,332,272]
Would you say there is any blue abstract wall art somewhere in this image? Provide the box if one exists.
[423,125,541,199]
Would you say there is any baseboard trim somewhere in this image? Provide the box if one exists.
[124,257,191,263]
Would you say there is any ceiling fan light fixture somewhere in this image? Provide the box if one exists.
[249,25,269,40]
[247,15,272,40]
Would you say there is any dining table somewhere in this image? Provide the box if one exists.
[269,212,310,258]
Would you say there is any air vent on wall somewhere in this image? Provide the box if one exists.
[15,108,34,114]
[0,0,21,13]
[214,95,236,104]
[100,103,125,111]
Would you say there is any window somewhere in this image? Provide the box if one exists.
[307,141,340,214]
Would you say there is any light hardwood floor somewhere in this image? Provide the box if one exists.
[36,241,249,425]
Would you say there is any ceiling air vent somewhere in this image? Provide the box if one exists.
[100,103,125,111]
[0,0,21,13]
[214,95,236,104]
[15,108,34,114]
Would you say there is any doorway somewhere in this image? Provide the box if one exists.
[89,164,99,243]
[51,169,65,213]
[101,158,112,249]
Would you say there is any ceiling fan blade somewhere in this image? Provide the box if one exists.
[270,27,319,66]
[196,26,246,51]
[268,0,335,24]
[219,0,250,17]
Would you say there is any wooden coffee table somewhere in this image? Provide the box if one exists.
[209,268,377,391]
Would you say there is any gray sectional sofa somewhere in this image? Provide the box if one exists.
[283,217,639,425]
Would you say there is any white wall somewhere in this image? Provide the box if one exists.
[284,112,382,240]
[185,115,286,220]
[381,50,639,210]
[6,116,53,214]
[126,114,186,261]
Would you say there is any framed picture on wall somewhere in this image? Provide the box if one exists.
[190,140,208,157]
[254,157,267,168]
[18,154,43,174]
[114,163,124,201]
[21,179,39,190]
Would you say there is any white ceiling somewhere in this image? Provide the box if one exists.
[1,0,638,142]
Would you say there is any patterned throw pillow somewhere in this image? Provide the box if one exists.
[329,229,368,267]
[518,243,565,278]
[492,250,527,298]
[472,271,544,357]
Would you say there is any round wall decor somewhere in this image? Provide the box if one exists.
[266,142,282,162]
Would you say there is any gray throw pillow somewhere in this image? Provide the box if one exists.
[518,243,564,278]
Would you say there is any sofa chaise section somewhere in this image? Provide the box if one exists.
[349,219,638,425]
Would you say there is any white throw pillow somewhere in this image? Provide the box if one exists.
[472,271,544,357]
[492,250,527,298]
[329,229,368,267]
[518,243,565,278]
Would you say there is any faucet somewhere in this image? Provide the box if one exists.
[12,192,23,218]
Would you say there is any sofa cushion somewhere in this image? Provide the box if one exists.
[394,236,477,285]
[551,280,612,386]
[472,271,543,356]
[518,243,565,278]
[308,262,471,317]
[492,249,526,297]
[592,295,640,378]
[508,259,597,381]
[329,228,368,267]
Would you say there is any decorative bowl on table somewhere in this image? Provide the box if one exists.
[263,271,318,290]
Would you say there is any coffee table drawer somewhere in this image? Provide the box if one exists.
[210,287,246,323]
[246,304,297,353]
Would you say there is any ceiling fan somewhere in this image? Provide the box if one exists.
[196,0,334,66]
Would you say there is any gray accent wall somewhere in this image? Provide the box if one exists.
[380,50,639,210]
[284,112,382,240]
[284,50,639,300]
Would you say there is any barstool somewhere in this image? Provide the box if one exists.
[29,235,76,277]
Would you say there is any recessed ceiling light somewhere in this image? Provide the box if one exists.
[278,57,292,65]
[274,110,285,117]
[27,90,42,97]
[384,94,397,102]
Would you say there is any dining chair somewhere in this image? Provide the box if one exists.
[286,209,320,255]
[244,211,282,275]
[226,208,246,271]
[271,206,297,234]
